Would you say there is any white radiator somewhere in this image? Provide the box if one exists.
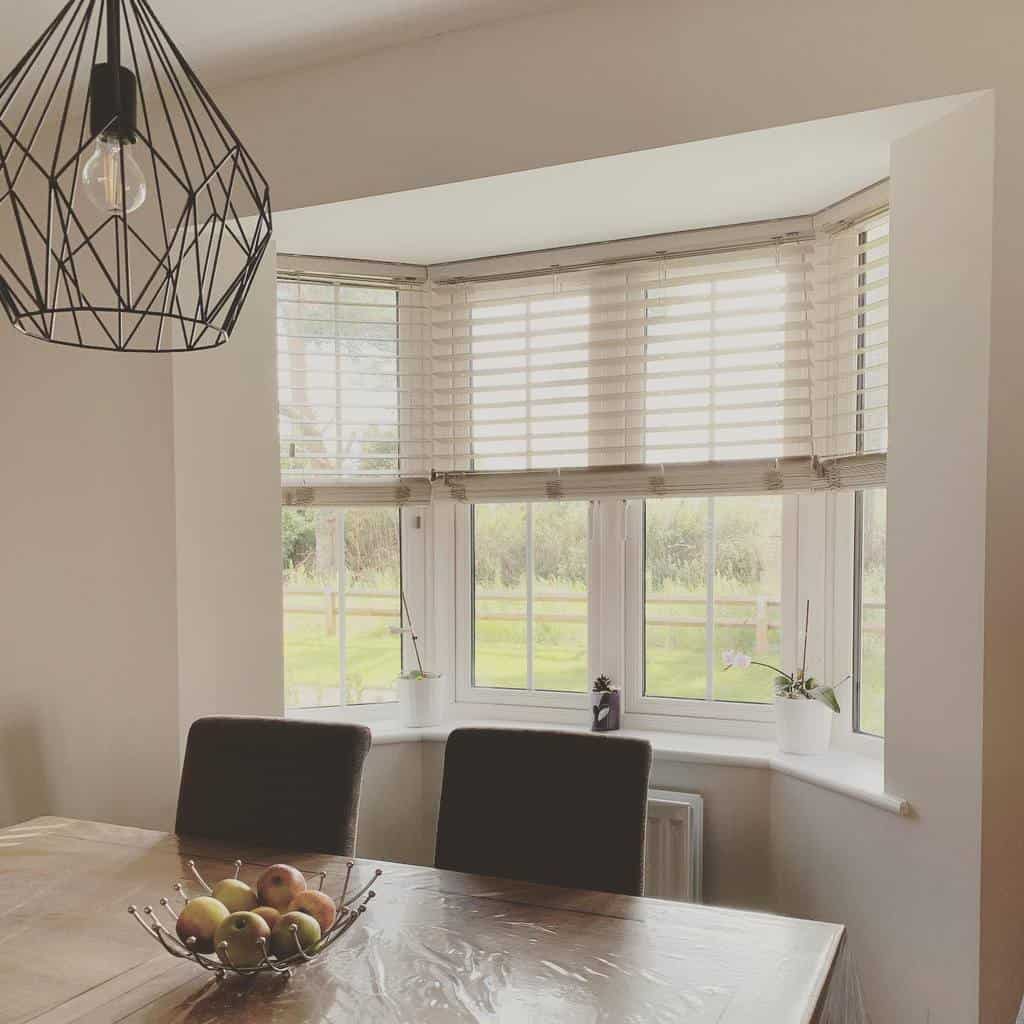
[645,790,704,903]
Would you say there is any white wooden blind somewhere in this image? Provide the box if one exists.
[431,242,815,476]
[814,211,889,458]
[276,275,431,503]
[277,215,889,505]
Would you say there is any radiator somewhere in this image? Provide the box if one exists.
[645,790,704,903]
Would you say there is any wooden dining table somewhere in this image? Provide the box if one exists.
[1,817,845,1023]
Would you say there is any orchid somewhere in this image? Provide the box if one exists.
[720,602,845,714]
[722,650,752,670]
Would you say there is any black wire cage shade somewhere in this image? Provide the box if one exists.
[0,0,272,352]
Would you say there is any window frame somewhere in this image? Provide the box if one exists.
[851,488,885,740]
[826,490,884,756]
[292,493,882,749]
[283,504,428,722]
[453,500,598,711]
[621,496,796,727]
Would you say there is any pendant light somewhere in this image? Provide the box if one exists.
[0,0,272,351]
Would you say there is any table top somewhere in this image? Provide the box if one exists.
[0,817,843,1024]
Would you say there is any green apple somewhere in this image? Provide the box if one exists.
[210,878,258,913]
[256,864,306,912]
[214,911,271,968]
[252,905,281,931]
[269,910,321,959]
[288,889,336,933]
[175,896,230,954]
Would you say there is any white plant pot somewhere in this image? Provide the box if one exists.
[774,696,833,755]
[396,674,446,728]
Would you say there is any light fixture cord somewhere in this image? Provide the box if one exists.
[106,0,121,111]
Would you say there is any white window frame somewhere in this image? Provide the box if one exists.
[802,490,881,757]
[291,493,880,748]
[453,500,598,711]
[285,504,429,724]
[827,489,885,756]
[622,495,798,728]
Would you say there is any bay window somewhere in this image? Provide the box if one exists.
[277,196,889,737]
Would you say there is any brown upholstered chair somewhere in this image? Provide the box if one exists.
[435,727,653,896]
[175,717,372,855]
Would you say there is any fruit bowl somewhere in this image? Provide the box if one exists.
[128,858,381,980]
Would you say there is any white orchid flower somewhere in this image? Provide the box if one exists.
[722,650,752,670]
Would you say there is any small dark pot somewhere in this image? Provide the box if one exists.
[591,690,621,732]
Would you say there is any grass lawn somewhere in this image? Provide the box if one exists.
[285,614,400,707]
[284,594,883,728]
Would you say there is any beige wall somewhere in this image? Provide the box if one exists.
[355,743,439,867]
[770,93,997,1024]
[0,245,282,832]
[0,340,180,830]
[173,251,285,738]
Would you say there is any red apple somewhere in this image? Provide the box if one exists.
[175,896,230,953]
[252,906,281,930]
[288,889,336,933]
[256,864,306,912]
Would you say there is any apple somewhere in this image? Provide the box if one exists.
[269,910,322,959]
[210,878,258,913]
[214,911,271,968]
[256,864,306,912]
[288,889,336,933]
[175,896,230,954]
[252,906,282,931]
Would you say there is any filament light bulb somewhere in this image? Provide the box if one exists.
[81,137,147,215]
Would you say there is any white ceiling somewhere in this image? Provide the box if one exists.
[272,95,971,266]
[4,0,578,85]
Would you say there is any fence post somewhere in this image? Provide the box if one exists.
[755,596,768,653]
[324,586,338,636]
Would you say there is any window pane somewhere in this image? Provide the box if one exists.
[712,496,783,704]
[278,283,401,480]
[472,501,589,692]
[644,498,710,699]
[342,508,402,705]
[644,495,783,703]
[533,502,589,692]
[473,503,528,688]
[856,489,886,735]
[282,506,401,709]
[284,508,340,708]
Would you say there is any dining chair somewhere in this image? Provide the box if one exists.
[435,727,653,896]
[175,716,372,855]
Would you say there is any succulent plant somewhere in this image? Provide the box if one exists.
[592,674,615,693]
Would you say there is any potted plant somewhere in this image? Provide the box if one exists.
[591,675,621,732]
[722,602,846,755]
[390,593,445,728]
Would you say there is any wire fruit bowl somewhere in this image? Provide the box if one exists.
[128,858,382,980]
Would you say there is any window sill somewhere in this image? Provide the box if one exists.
[289,709,909,817]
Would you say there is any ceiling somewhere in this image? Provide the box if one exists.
[273,95,972,266]
[4,0,578,85]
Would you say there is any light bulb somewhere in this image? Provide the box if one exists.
[81,137,147,215]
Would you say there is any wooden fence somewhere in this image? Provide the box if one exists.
[284,586,884,650]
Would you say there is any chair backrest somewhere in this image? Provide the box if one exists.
[175,717,371,855]
[435,727,652,896]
